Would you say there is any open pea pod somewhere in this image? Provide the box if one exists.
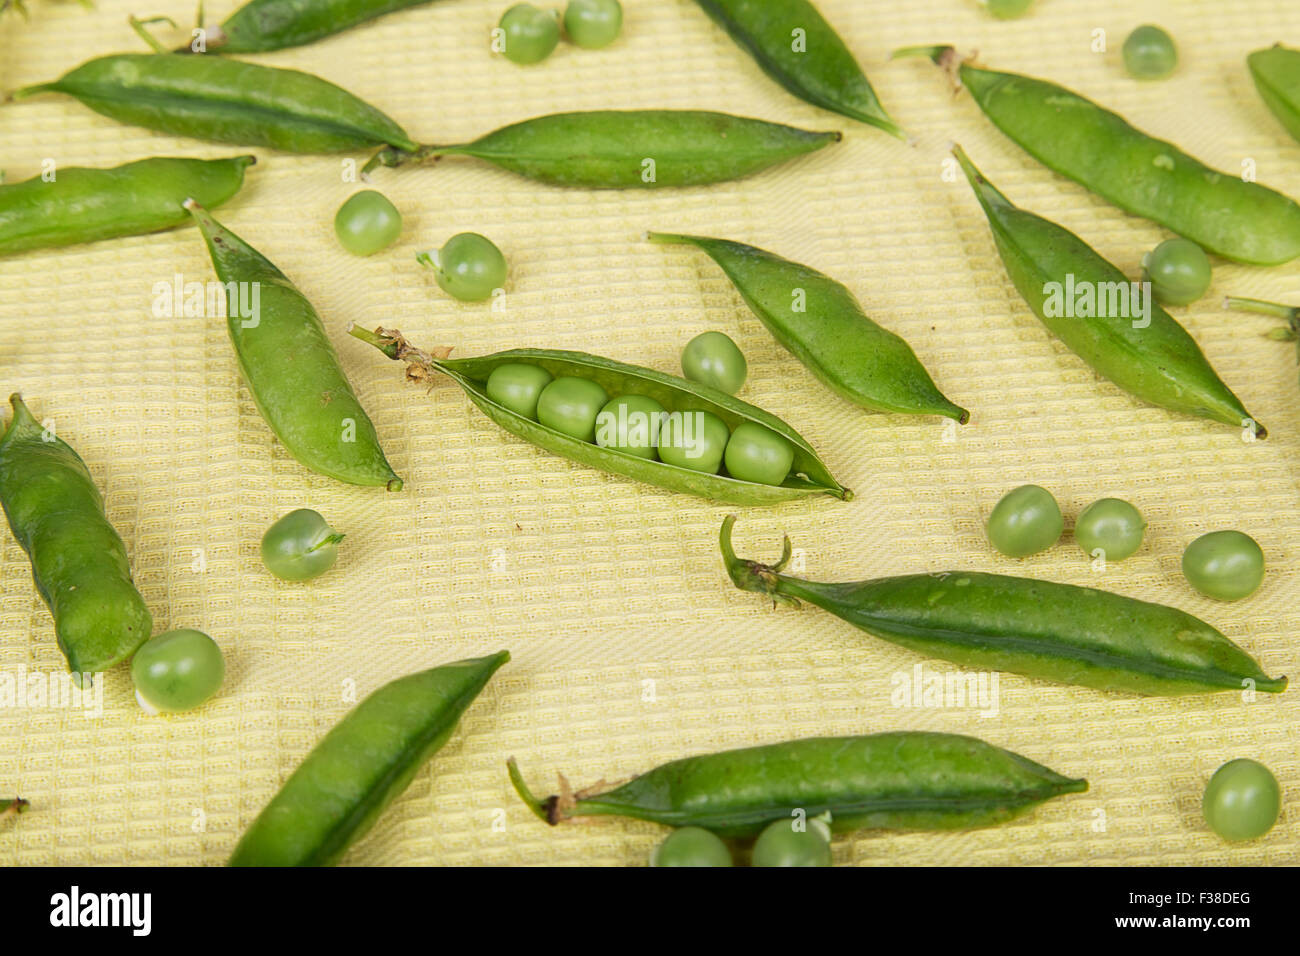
[350,326,851,505]
[1248,44,1300,144]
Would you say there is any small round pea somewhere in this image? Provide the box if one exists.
[1142,238,1211,306]
[1074,498,1146,562]
[681,331,747,395]
[536,376,608,441]
[986,484,1063,557]
[486,363,553,420]
[723,422,794,486]
[1123,25,1178,80]
[985,0,1032,19]
[417,233,508,302]
[333,190,402,256]
[1202,759,1281,842]
[650,826,733,867]
[752,818,832,867]
[1182,530,1265,601]
[595,394,666,459]
[497,3,560,65]
[563,0,622,49]
[658,409,730,474]
[132,629,225,714]
[261,509,344,582]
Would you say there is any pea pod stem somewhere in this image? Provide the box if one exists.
[128,14,176,53]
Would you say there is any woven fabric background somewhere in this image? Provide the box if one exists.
[1,0,1298,866]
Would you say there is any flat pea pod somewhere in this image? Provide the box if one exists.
[898,46,1300,265]
[952,145,1260,436]
[1248,44,1300,144]
[507,731,1086,837]
[688,0,903,138]
[0,395,153,675]
[368,110,840,186]
[350,326,851,505]
[229,651,508,866]
[186,201,402,490]
[0,155,253,256]
[720,516,1286,696]
[649,232,968,422]
[14,54,418,155]
[203,0,442,54]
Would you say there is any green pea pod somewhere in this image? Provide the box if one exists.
[13,54,418,154]
[350,326,851,504]
[186,201,402,489]
[206,0,440,53]
[898,46,1300,265]
[721,516,1286,696]
[952,145,1260,435]
[508,731,1085,837]
[229,651,508,866]
[369,110,839,186]
[1248,44,1300,144]
[649,232,967,422]
[689,0,903,138]
[0,395,153,675]
[0,155,253,256]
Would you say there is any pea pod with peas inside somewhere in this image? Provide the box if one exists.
[897,46,1300,265]
[1247,44,1300,144]
[0,395,152,675]
[508,731,1085,837]
[649,232,968,422]
[230,651,508,866]
[349,326,850,504]
[186,201,402,489]
[952,145,1261,435]
[720,516,1285,696]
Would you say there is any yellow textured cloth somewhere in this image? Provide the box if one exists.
[0,0,1297,866]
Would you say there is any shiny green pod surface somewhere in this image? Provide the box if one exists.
[210,0,440,53]
[1248,44,1300,143]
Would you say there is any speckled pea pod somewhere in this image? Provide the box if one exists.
[1248,44,1300,144]
[230,651,508,866]
[350,326,851,504]
[721,516,1286,696]
[0,395,152,675]
[367,110,840,186]
[202,0,441,53]
[13,54,418,154]
[898,46,1300,265]
[186,201,402,489]
[953,145,1261,435]
[0,155,254,256]
[689,0,903,138]
[649,232,967,422]
[508,731,1085,837]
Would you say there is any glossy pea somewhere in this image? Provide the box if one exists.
[652,233,968,422]
[418,233,508,302]
[564,0,621,48]
[650,827,733,867]
[1182,531,1265,602]
[0,395,152,674]
[752,817,832,867]
[509,731,1086,837]
[498,4,560,65]
[724,422,793,486]
[951,146,1259,434]
[658,409,730,474]
[132,628,225,714]
[537,377,609,442]
[1142,238,1211,306]
[230,652,508,866]
[690,0,902,137]
[1202,759,1281,842]
[681,331,747,395]
[187,202,402,489]
[596,394,666,459]
[261,509,344,581]
[1074,498,1145,562]
[1248,44,1300,145]
[334,190,402,256]
[486,363,553,419]
[986,485,1062,558]
[721,516,1286,696]
[1122,25,1177,80]
[0,155,254,256]
[210,0,444,54]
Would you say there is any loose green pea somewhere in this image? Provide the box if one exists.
[723,422,793,486]
[986,484,1063,557]
[418,232,508,303]
[650,826,733,867]
[1142,238,1211,305]
[333,190,402,256]
[751,818,832,867]
[486,363,553,419]
[498,4,560,65]
[261,508,344,582]
[536,376,608,441]
[131,629,225,714]
[1182,530,1265,601]
[1123,25,1178,80]
[1202,759,1281,842]
[681,331,747,395]
[986,0,1032,19]
[1074,498,1146,562]
[595,394,665,459]
[563,0,622,49]
[658,409,729,474]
